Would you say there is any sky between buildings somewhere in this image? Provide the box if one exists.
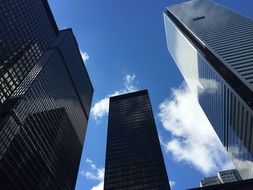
[48,0,253,189]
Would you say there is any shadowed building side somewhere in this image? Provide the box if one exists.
[0,1,93,189]
[104,90,170,190]
[0,0,58,106]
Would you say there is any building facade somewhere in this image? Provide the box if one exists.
[104,90,170,190]
[0,1,93,189]
[164,0,253,179]
[200,169,241,187]
[218,169,242,184]
[192,179,253,190]
[200,176,221,187]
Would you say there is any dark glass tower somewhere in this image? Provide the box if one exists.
[164,0,253,179]
[104,90,170,190]
[0,1,93,189]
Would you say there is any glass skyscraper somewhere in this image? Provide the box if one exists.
[0,1,93,189]
[104,90,170,190]
[164,0,253,179]
[200,169,241,187]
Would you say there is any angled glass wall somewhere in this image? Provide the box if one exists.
[164,3,253,178]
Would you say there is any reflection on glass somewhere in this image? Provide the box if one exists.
[164,12,253,179]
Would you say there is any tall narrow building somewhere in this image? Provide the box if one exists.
[104,90,170,190]
[0,1,93,189]
[164,0,253,179]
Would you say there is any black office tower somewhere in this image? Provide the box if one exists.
[164,0,253,179]
[0,1,93,189]
[104,90,170,190]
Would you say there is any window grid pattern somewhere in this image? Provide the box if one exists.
[218,169,241,183]
[0,49,88,190]
[198,54,253,179]
[0,0,58,105]
[187,1,253,89]
[104,91,170,190]
[165,0,253,179]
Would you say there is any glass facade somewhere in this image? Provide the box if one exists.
[200,176,221,187]
[164,0,253,179]
[200,169,241,187]
[0,1,93,189]
[104,90,170,190]
[218,169,241,183]
[0,0,58,105]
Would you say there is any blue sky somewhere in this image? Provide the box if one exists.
[48,1,253,189]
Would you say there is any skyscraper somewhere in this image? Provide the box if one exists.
[104,90,170,190]
[0,1,93,189]
[200,169,241,187]
[218,169,242,184]
[164,0,253,179]
[192,178,253,190]
[200,176,221,187]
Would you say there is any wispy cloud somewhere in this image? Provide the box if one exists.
[158,82,234,175]
[169,181,176,189]
[125,74,137,92]
[81,159,104,190]
[80,50,90,64]
[90,181,104,190]
[90,97,109,120]
[86,158,93,164]
[91,74,138,120]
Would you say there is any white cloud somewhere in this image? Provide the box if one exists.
[83,169,104,181]
[91,181,104,190]
[90,74,138,120]
[81,159,105,190]
[158,82,234,175]
[86,158,93,164]
[125,74,137,92]
[90,97,110,120]
[80,50,90,64]
[169,181,176,189]
[91,163,97,170]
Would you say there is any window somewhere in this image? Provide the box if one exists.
[193,16,205,21]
